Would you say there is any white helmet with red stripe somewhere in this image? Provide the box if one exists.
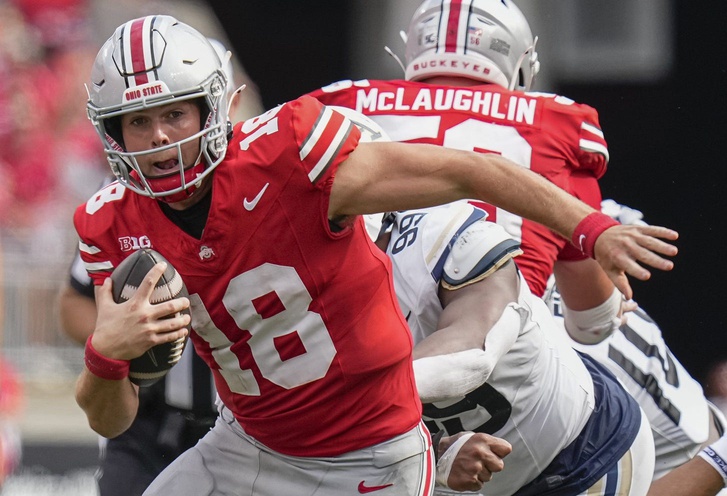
[86,15,229,202]
[404,0,540,91]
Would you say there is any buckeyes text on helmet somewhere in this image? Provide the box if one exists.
[86,15,230,202]
[404,0,540,91]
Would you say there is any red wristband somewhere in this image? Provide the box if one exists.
[84,335,130,381]
[572,212,619,258]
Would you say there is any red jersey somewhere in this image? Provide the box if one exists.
[309,79,609,296]
[73,95,421,456]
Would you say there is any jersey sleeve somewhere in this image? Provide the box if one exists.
[70,176,118,291]
[72,181,135,286]
[73,204,116,285]
[68,250,95,298]
[541,96,609,180]
[576,111,609,177]
[306,79,365,109]
[286,95,361,190]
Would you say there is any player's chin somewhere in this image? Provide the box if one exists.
[148,164,180,177]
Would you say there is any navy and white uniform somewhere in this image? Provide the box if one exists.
[546,280,727,481]
[384,202,655,496]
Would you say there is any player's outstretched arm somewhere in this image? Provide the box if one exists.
[593,224,678,300]
[646,455,725,496]
[645,422,727,496]
[75,263,190,438]
[331,141,678,300]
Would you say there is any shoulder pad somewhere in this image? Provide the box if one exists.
[442,221,522,290]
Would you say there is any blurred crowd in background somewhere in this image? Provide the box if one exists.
[0,0,264,488]
[0,0,262,241]
[0,0,104,241]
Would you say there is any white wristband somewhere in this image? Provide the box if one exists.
[698,435,727,487]
[436,432,475,487]
[563,287,623,345]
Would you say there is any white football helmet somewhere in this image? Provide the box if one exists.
[404,0,540,91]
[86,15,230,202]
[208,38,235,97]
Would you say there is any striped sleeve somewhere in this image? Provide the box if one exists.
[572,104,609,179]
[579,121,609,162]
[291,96,360,185]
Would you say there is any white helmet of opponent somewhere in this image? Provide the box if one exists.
[404,0,540,91]
[86,15,230,202]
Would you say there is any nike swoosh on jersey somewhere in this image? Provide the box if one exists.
[243,183,270,211]
[358,481,394,493]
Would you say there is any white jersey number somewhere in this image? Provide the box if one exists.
[389,115,532,234]
[189,263,337,396]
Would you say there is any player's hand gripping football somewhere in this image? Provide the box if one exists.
[438,432,512,491]
[594,224,678,301]
[92,262,191,362]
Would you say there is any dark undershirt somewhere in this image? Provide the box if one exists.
[159,190,347,237]
[158,192,212,239]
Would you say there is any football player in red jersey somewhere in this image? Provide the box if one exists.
[308,0,630,349]
[57,38,256,496]
[73,15,677,496]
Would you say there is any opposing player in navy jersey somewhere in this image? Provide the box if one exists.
[374,201,655,495]
[73,15,677,496]
[544,200,727,496]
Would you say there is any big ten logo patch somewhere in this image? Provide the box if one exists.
[118,235,152,251]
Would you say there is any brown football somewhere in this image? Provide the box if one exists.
[110,248,189,387]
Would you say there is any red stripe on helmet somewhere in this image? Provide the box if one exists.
[130,19,149,85]
[445,0,463,53]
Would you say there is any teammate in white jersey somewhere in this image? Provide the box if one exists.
[544,200,727,496]
[374,201,655,496]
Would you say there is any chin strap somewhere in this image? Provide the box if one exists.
[508,36,540,91]
[384,46,406,74]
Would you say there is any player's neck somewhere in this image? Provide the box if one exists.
[163,176,213,211]
[420,76,500,88]
[159,189,212,239]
